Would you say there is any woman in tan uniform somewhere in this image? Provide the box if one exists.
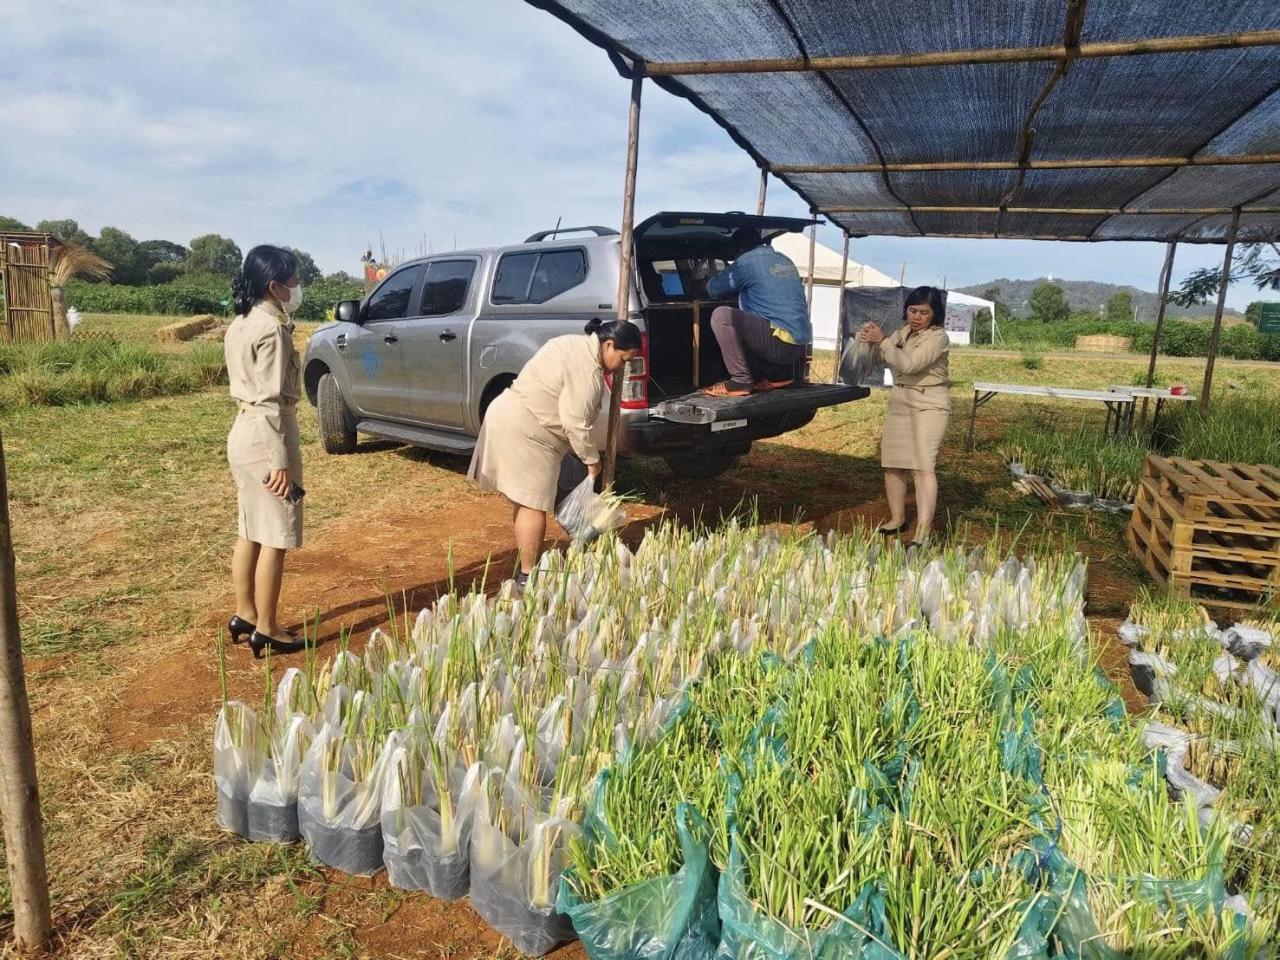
[468,318,642,585]
[225,245,307,658]
[858,286,951,548]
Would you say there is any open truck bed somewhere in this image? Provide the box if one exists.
[628,382,869,467]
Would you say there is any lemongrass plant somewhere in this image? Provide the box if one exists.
[1046,755,1260,956]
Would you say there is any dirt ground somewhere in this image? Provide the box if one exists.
[87,450,1144,960]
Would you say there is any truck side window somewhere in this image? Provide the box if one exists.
[528,250,587,303]
[491,249,588,305]
[492,252,538,303]
[419,260,476,316]
[365,265,424,321]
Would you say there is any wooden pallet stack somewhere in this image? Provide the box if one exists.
[1128,456,1280,614]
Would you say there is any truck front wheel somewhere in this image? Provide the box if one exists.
[663,450,742,480]
[318,373,357,454]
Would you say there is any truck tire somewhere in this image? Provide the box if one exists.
[664,451,741,480]
[318,373,357,454]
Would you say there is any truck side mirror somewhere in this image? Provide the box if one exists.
[335,300,361,324]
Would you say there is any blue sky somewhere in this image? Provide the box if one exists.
[1,0,1274,311]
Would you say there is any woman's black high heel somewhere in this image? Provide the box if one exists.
[878,522,907,536]
[227,615,256,645]
[249,630,305,659]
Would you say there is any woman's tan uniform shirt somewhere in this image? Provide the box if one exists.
[468,333,605,512]
[225,301,304,548]
[874,325,951,472]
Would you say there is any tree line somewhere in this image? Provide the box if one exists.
[0,215,351,288]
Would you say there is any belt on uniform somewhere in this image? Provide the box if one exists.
[237,402,298,416]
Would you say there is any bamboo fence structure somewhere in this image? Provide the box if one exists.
[0,233,57,344]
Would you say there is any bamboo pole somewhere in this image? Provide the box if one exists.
[805,217,817,310]
[603,72,643,489]
[771,153,1280,174]
[832,234,850,385]
[642,29,1280,76]
[756,169,768,215]
[1199,209,1240,414]
[1141,241,1178,423]
[820,204,1280,216]
[0,432,52,953]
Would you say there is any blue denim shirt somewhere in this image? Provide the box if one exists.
[706,244,812,345]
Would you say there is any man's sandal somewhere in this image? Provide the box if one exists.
[752,377,794,392]
[703,381,753,397]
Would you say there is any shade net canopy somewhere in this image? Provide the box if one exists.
[526,0,1280,243]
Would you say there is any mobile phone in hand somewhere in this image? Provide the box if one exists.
[262,475,306,504]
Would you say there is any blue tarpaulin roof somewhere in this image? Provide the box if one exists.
[526,0,1280,243]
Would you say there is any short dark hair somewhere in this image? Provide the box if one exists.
[232,245,297,316]
[903,286,946,327]
[731,227,763,249]
[584,317,643,351]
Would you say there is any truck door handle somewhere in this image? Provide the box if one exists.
[335,334,347,351]
[383,334,399,344]
[439,330,457,342]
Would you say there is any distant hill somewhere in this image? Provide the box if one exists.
[956,277,1244,323]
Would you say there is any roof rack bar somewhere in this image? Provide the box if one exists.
[771,153,1280,174]
[641,29,1280,76]
[821,205,1280,216]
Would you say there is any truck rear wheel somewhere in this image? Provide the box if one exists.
[663,450,741,480]
[318,373,357,454]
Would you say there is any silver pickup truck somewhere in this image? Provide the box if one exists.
[302,212,867,478]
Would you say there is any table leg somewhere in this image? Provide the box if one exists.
[1150,398,1164,439]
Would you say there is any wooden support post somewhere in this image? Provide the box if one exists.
[756,169,768,216]
[1142,241,1177,424]
[1200,209,1240,414]
[0,432,52,953]
[691,301,701,388]
[832,234,850,384]
[805,217,817,311]
[603,72,643,489]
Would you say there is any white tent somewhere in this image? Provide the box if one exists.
[770,233,995,348]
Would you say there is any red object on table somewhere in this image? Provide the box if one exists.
[1170,384,1187,396]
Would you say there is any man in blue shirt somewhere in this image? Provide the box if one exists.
[703,228,812,397]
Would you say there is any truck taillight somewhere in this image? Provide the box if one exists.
[621,332,649,409]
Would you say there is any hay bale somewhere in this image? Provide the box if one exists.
[1075,333,1133,353]
[157,314,219,343]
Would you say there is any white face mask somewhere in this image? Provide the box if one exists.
[280,283,304,315]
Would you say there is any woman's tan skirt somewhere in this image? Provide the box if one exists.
[227,409,304,549]
[468,391,566,512]
[880,385,950,472]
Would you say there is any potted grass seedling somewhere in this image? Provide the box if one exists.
[213,630,264,838]
[297,692,393,875]
[381,729,484,899]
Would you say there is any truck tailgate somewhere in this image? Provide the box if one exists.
[651,383,868,424]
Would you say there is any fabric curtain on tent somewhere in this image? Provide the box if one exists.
[525,0,1280,244]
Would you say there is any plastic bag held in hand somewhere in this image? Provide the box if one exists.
[556,476,625,545]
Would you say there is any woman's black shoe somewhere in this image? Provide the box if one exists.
[249,630,305,659]
[227,615,256,645]
[878,523,907,536]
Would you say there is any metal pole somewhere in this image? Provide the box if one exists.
[805,216,817,311]
[756,168,768,216]
[1141,240,1177,424]
[1200,208,1240,414]
[0,432,52,953]
[833,234,850,384]
[603,72,643,489]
